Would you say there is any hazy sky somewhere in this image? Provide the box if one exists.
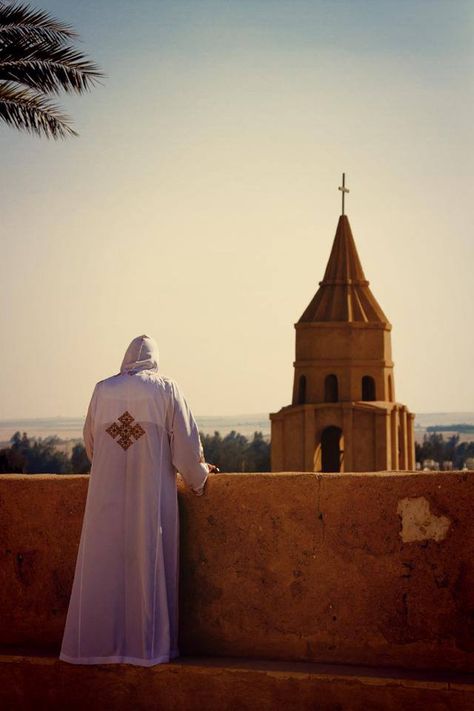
[0,0,473,419]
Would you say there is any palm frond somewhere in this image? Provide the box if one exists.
[0,2,76,44]
[0,80,76,138]
[0,41,103,93]
[0,3,103,139]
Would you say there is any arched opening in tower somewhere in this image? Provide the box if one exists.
[320,426,344,472]
[298,375,306,404]
[324,374,339,403]
[362,375,376,401]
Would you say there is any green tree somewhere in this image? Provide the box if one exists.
[0,1,102,138]
[0,446,25,472]
[220,431,248,472]
[10,430,30,454]
[416,432,474,469]
[417,432,447,465]
[71,442,90,473]
[454,441,474,469]
[25,436,71,473]
[201,431,222,469]
[444,434,460,463]
[201,430,271,472]
[243,432,270,472]
[10,431,71,473]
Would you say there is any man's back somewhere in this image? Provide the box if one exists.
[60,335,208,667]
[88,371,174,458]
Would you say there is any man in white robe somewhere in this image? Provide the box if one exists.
[60,335,211,666]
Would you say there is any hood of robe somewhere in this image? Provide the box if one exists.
[120,335,159,374]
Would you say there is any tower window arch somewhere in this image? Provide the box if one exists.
[320,426,344,472]
[362,375,376,401]
[324,374,339,403]
[388,374,393,402]
[297,375,306,405]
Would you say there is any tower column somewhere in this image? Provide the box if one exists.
[385,411,392,469]
[407,413,415,470]
[375,412,390,471]
[391,407,399,470]
[400,408,408,470]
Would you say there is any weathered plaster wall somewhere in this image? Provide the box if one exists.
[1,472,473,672]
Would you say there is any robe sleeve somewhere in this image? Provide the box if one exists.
[83,384,99,463]
[169,382,209,496]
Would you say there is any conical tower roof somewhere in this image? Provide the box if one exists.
[298,215,389,324]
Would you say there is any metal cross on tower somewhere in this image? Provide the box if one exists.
[338,173,349,215]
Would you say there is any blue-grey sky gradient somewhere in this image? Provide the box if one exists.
[0,0,472,418]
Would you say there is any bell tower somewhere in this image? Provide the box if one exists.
[270,177,415,472]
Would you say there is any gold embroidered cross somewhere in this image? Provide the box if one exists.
[106,411,146,451]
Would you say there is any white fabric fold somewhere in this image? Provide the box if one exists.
[120,334,159,374]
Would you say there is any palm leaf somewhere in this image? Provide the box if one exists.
[0,80,76,138]
[0,41,103,93]
[0,2,76,44]
[0,2,103,139]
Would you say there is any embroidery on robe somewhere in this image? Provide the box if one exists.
[106,411,146,451]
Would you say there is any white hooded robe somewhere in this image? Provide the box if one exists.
[59,335,208,666]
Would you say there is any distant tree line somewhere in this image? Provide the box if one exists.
[4,430,471,474]
[0,430,271,474]
[201,431,270,472]
[416,433,474,469]
[426,424,474,434]
[0,432,90,474]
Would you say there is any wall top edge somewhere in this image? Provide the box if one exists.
[0,471,472,482]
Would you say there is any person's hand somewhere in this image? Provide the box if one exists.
[206,463,220,473]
